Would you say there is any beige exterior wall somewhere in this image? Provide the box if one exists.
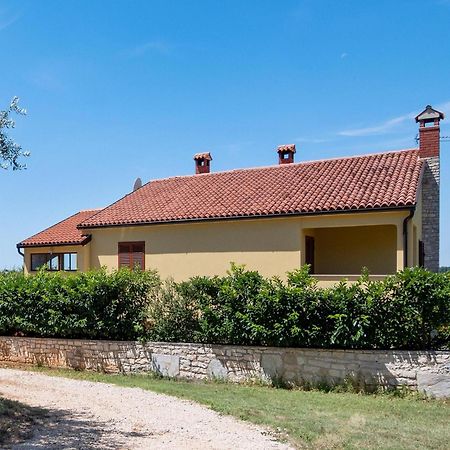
[22,207,422,284]
[85,209,413,282]
[311,225,397,274]
[299,210,410,273]
[88,218,301,280]
[23,243,91,275]
[409,192,423,267]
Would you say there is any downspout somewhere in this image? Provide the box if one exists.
[403,208,415,269]
[16,245,24,257]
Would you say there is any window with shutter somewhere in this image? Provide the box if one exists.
[118,242,145,270]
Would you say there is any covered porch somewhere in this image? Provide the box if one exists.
[299,211,419,287]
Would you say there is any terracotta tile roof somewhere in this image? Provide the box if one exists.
[18,209,100,248]
[79,149,422,229]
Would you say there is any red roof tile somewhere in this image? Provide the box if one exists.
[79,149,422,229]
[18,210,100,248]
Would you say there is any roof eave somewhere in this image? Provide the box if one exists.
[78,205,416,230]
[17,235,92,249]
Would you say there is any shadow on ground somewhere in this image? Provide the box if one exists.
[2,401,156,450]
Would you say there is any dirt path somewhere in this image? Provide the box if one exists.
[0,368,290,449]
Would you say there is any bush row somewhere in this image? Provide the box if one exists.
[0,265,449,349]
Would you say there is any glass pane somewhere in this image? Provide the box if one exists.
[31,254,49,271]
[48,255,60,271]
[63,253,78,271]
[70,253,77,270]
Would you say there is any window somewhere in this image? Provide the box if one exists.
[30,253,78,272]
[31,254,50,271]
[64,253,78,271]
[118,242,145,270]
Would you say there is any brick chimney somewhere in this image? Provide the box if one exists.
[277,144,296,164]
[194,152,212,174]
[416,105,444,158]
[415,105,444,272]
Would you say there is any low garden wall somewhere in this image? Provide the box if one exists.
[0,337,449,398]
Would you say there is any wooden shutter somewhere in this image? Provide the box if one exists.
[305,236,315,274]
[118,242,145,270]
[131,242,144,269]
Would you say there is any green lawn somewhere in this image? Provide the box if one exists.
[28,367,450,450]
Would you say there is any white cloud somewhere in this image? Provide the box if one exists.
[340,52,348,59]
[0,10,21,31]
[339,101,450,137]
[338,112,414,137]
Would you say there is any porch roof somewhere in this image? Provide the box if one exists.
[17,209,100,248]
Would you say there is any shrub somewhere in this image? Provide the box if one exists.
[144,265,450,350]
[145,278,202,342]
[0,268,160,340]
[0,265,448,349]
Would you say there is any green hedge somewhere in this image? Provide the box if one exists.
[0,265,449,349]
[0,269,160,340]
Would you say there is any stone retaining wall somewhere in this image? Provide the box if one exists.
[0,337,448,398]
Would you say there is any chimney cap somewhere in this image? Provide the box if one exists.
[415,105,445,123]
[193,152,212,161]
[277,144,296,154]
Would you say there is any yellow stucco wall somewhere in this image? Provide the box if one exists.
[22,209,418,283]
[85,210,411,281]
[409,192,423,267]
[299,210,410,272]
[311,224,397,274]
[88,218,302,280]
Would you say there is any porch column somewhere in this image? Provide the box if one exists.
[406,220,415,268]
[396,223,404,271]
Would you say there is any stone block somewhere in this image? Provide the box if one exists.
[207,358,228,380]
[329,369,344,378]
[417,371,450,399]
[261,353,283,378]
[151,354,180,377]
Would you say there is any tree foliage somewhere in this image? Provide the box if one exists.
[0,97,29,170]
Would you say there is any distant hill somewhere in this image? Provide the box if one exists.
[439,267,450,273]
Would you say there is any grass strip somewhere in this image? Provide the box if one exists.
[21,366,450,450]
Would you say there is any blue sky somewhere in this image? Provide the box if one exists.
[1,0,449,268]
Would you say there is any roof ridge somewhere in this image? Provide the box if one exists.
[79,147,422,229]
[79,208,103,213]
[145,148,419,185]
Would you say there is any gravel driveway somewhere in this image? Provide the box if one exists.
[0,368,291,449]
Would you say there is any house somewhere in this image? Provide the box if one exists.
[17,106,444,285]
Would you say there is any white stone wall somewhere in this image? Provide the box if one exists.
[0,337,448,398]
[421,156,440,272]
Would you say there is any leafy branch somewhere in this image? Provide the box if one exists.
[0,97,29,170]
